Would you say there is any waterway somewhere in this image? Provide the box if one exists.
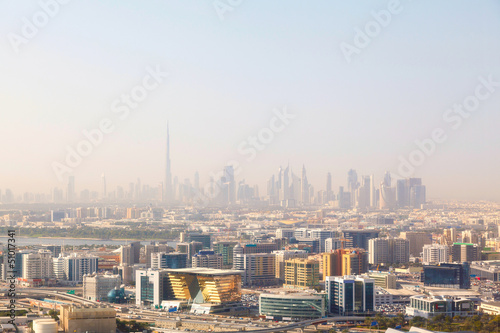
[0,236,177,247]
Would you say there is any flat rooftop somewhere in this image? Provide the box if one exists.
[481,301,500,307]
[164,268,243,276]
[384,288,420,296]
[260,292,325,300]
[427,288,481,297]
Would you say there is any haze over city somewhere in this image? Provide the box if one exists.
[4,2,500,333]
[1,0,500,201]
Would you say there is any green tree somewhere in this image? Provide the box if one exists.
[48,309,59,321]
[116,319,129,332]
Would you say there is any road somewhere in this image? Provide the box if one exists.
[220,316,367,333]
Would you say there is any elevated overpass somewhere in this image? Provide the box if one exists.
[224,316,366,333]
[1,288,98,306]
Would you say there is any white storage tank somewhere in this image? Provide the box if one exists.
[32,318,58,333]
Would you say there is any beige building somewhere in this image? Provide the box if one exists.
[22,250,53,280]
[60,305,116,333]
[144,244,172,268]
[284,258,320,289]
[368,272,397,289]
[368,238,409,265]
[192,251,223,269]
[83,273,121,302]
[273,250,308,281]
[400,232,432,257]
[233,252,276,286]
[480,302,500,315]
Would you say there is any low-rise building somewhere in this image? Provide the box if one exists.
[480,301,500,315]
[405,295,477,319]
[59,305,116,333]
[374,287,416,306]
[83,273,121,302]
[470,260,500,281]
[259,292,326,319]
[136,268,242,313]
[368,272,397,289]
[422,263,470,289]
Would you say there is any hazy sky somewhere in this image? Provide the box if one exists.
[1,0,499,201]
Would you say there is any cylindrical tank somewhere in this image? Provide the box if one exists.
[33,318,58,333]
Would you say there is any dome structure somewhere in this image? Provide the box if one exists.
[107,286,126,303]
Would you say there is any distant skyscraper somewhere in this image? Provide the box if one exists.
[101,173,107,199]
[267,174,278,205]
[368,175,375,208]
[222,165,236,204]
[383,171,391,187]
[290,171,301,205]
[277,167,283,201]
[67,176,75,202]
[194,171,199,191]
[164,122,172,204]
[396,178,426,208]
[135,178,141,200]
[396,179,408,207]
[410,184,426,208]
[282,165,290,202]
[326,172,333,202]
[301,165,309,205]
[347,169,358,206]
[355,176,371,210]
[379,181,396,210]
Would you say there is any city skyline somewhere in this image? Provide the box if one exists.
[3,1,500,330]
[2,155,428,208]
[0,121,489,203]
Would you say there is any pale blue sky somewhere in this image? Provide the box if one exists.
[0,0,499,200]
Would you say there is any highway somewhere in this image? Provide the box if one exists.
[220,316,367,333]
[0,287,98,306]
[0,286,367,333]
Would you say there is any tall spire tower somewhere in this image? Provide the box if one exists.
[165,122,172,204]
[101,173,107,199]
